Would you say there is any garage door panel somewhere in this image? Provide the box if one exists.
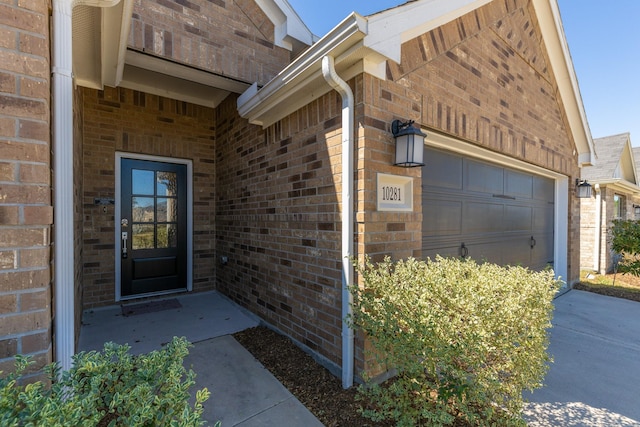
[533,176,555,202]
[423,245,462,260]
[423,200,462,236]
[423,149,463,190]
[533,206,554,231]
[464,202,503,233]
[500,236,533,267]
[505,170,533,198]
[531,233,554,269]
[422,146,554,272]
[504,205,532,232]
[465,160,504,194]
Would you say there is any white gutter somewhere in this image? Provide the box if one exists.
[593,183,601,272]
[321,55,354,389]
[52,0,123,372]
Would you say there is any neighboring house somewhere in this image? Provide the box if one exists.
[0,0,595,385]
[580,133,638,274]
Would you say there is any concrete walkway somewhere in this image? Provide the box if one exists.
[79,288,640,426]
[78,291,323,427]
[523,290,640,427]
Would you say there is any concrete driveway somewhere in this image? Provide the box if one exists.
[524,289,640,427]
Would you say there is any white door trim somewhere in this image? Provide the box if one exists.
[115,152,193,301]
[423,129,569,285]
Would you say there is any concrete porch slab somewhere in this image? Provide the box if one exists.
[77,291,323,426]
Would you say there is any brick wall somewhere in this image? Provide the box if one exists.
[215,0,585,375]
[0,0,53,376]
[379,0,581,281]
[129,0,290,85]
[81,87,217,307]
[215,92,346,369]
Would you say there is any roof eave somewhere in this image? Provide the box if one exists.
[590,178,640,195]
[237,13,370,127]
[531,0,596,167]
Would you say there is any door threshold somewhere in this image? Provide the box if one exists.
[119,288,189,302]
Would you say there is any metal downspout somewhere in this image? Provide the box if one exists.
[321,55,354,389]
[593,183,601,272]
[52,0,124,372]
[52,0,75,373]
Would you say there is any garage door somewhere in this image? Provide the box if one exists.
[422,147,554,271]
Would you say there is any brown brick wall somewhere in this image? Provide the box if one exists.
[0,0,52,375]
[215,92,346,367]
[129,0,290,85]
[377,0,581,282]
[214,0,585,374]
[81,86,217,307]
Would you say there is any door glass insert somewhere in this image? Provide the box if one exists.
[157,224,178,248]
[132,197,155,222]
[130,169,180,250]
[132,224,155,250]
[157,172,177,196]
[132,169,155,195]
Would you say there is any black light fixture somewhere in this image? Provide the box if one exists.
[575,179,592,198]
[633,204,640,216]
[392,119,426,167]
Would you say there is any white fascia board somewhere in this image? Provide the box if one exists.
[589,179,640,195]
[101,0,133,87]
[255,0,317,50]
[237,14,368,126]
[532,0,595,167]
[364,0,492,64]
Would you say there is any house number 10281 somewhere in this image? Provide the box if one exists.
[382,186,401,201]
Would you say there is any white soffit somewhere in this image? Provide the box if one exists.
[121,50,251,108]
[72,0,132,89]
[255,0,318,53]
[72,5,101,89]
[365,0,492,63]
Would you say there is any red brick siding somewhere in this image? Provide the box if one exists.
[0,0,52,375]
[81,87,217,307]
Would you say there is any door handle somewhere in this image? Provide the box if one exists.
[121,231,128,259]
[460,242,469,258]
[530,236,536,249]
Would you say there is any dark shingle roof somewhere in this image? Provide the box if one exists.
[581,133,630,181]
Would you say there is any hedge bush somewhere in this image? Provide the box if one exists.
[0,337,212,427]
[611,219,640,276]
[349,256,561,426]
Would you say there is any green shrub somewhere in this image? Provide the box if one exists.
[349,256,561,426]
[0,337,213,427]
[611,219,640,276]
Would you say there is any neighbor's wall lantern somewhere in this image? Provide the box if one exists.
[575,179,592,198]
[392,120,426,167]
[634,204,640,216]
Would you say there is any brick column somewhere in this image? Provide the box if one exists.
[0,0,53,376]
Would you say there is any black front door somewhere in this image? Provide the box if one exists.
[120,158,187,297]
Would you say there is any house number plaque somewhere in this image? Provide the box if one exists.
[377,173,413,212]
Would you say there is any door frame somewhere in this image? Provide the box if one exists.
[422,129,569,284]
[115,152,193,301]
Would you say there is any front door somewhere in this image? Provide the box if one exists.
[119,158,188,297]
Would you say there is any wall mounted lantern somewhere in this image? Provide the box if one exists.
[392,120,426,167]
[634,204,640,216]
[575,179,592,198]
